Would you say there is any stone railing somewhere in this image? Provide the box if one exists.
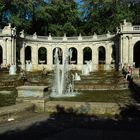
[25,33,115,42]
[133,26,140,31]
[120,21,140,33]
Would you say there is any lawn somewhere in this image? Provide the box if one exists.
[50,90,133,103]
[0,88,17,107]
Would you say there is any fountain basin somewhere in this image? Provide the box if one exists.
[16,86,49,98]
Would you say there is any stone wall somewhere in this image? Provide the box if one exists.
[45,101,125,116]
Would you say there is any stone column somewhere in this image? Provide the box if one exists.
[122,36,129,67]
[20,42,25,70]
[120,36,123,66]
[6,38,12,65]
[77,48,83,70]
[128,36,133,66]
[124,36,129,65]
[32,45,38,70]
[120,36,126,69]
[11,37,16,65]
[2,39,7,65]
[105,44,112,70]
[92,46,98,71]
[47,47,53,67]
[13,38,16,65]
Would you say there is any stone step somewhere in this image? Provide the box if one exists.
[74,83,128,90]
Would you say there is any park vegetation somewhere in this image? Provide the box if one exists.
[0,0,140,36]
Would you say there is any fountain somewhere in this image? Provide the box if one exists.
[50,48,77,97]
[9,64,16,75]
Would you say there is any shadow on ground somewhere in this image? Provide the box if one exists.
[0,104,140,140]
[128,80,140,102]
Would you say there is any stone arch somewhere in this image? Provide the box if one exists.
[38,47,47,64]
[98,46,106,64]
[0,45,3,64]
[53,47,63,64]
[133,41,140,68]
[25,46,32,63]
[68,47,77,64]
[83,47,92,64]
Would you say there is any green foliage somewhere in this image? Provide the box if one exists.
[0,1,4,27]
[81,0,135,35]
[0,1,4,11]
[0,0,139,36]
[63,22,77,36]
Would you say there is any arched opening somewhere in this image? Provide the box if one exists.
[53,47,63,64]
[68,47,77,64]
[134,41,140,68]
[38,47,47,64]
[83,47,92,64]
[0,46,3,64]
[98,46,106,64]
[25,46,32,62]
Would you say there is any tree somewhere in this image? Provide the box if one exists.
[0,1,5,28]
[81,0,135,35]
[0,0,139,36]
[44,0,80,36]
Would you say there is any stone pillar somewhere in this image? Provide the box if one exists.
[92,47,98,71]
[13,38,16,65]
[11,37,16,65]
[6,38,12,65]
[47,47,53,67]
[105,45,112,70]
[77,48,83,70]
[120,36,123,66]
[121,36,129,67]
[124,36,129,65]
[2,39,7,65]
[20,43,25,70]
[128,36,133,66]
[32,45,38,70]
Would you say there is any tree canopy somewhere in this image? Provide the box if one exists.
[0,0,139,36]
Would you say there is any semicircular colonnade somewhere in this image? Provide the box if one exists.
[1,20,140,71]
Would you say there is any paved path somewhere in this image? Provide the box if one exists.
[0,112,50,134]
[0,112,140,140]
[43,127,140,140]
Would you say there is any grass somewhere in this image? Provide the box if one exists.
[0,70,132,107]
[50,90,133,103]
[0,88,17,107]
[0,89,133,108]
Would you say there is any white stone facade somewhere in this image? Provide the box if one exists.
[0,20,140,71]
[0,23,16,68]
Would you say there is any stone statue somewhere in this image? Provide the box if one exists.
[75,73,81,81]
[9,64,16,75]
[26,61,32,72]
